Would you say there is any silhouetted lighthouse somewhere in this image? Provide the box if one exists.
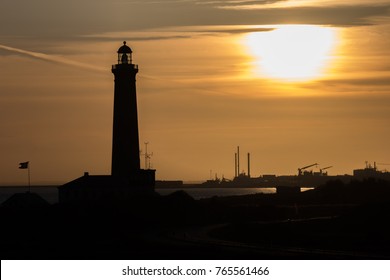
[59,42,155,204]
[111,41,140,176]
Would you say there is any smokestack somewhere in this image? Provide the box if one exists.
[247,153,250,178]
[235,153,237,177]
[237,146,240,176]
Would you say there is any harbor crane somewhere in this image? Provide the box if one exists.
[298,163,318,176]
[320,166,333,175]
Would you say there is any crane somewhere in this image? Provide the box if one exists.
[320,166,333,175]
[298,163,318,176]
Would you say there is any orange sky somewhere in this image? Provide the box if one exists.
[1,1,390,184]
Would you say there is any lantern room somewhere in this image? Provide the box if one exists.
[117,41,133,64]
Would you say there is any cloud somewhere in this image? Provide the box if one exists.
[2,0,390,39]
[215,5,390,26]
[129,1,390,28]
[320,76,390,87]
[0,44,105,72]
[184,26,275,34]
[81,26,274,43]
[209,0,390,9]
[198,0,288,7]
[136,0,286,4]
[82,34,193,42]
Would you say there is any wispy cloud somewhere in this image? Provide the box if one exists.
[318,76,390,88]
[197,0,287,7]
[2,0,390,38]
[212,0,390,9]
[0,44,105,72]
[167,25,275,33]
[140,0,390,27]
[82,25,274,43]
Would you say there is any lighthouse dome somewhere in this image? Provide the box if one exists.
[117,41,132,54]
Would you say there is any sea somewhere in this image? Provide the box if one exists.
[0,186,278,205]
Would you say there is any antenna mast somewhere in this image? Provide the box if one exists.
[143,142,153,169]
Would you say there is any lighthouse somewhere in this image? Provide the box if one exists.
[59,42,155,203]
[111,41,141,176]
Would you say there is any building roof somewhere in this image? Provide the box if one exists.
[60,175,129,189]
[1,192,50,208]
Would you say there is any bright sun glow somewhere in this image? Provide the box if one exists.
[245,25,338,81]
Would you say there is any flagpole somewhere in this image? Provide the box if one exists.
[28,163,31,193]
[19,161,30,192]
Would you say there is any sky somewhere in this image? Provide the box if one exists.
[1,0,390,184]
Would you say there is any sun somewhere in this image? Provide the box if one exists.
[245,25,338,81]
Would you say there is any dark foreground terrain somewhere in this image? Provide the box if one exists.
[1,178,390,259]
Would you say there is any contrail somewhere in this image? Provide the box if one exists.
[0,43,196,83]
[0,44,106,72]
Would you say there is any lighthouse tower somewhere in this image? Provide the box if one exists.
[111,41,141,176]
[59,42,155,204]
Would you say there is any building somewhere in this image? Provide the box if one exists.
[59,42,155,203]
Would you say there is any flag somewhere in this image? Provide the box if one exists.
[19,161,29,169]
